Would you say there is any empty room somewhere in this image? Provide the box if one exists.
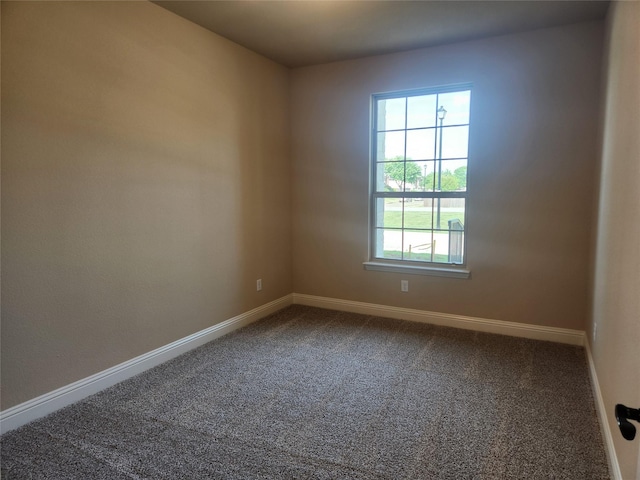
[1,0,639,478]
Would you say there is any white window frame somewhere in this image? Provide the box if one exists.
[364,84,472,279]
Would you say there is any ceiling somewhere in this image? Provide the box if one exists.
[153,1,609,68]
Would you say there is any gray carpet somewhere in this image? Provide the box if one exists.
[1,305,610,479]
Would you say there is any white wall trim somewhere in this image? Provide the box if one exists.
[0,293,589,436]
[585,339,623,480]
[292,293,585,346]
[0,294,293,435]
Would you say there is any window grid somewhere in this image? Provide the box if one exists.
[371,86,471,266]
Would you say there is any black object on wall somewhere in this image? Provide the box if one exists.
[615,404,640,441]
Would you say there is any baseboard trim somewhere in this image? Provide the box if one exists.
[585,340,622,480]
[0,294,293,435]
[0,293,587,435]
[292,293,585,346]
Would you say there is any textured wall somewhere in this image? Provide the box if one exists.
[1,1,291,409]
[590,2,640,478]
[291,22,603,330]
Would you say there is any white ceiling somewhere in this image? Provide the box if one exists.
[153,0,610,68]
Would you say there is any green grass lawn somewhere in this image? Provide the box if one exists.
[382,210,464,229]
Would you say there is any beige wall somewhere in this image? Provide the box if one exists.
[291,22,603,330]
[1,1,291,409]
[590,2,640,479]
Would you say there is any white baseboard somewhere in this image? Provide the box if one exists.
[585,340,622,480]
[0,294,293,435]
[292,293,585,346]
[0,293,587,436]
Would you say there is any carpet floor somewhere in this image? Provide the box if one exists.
[1,305,610,479]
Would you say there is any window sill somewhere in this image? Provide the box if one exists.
[363,261,471,279]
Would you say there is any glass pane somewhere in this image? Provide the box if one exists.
[376,162,386,192]
[403,161,422,192]
[406,128,436,161]
[403,230,433,262]
[437,160,467,192]
[433,198,465,231]
[431,199,442,229]
[439,126,469,159]
[379,162,404,192]
[376,228,403,260]
[407,94,437,129]
[449,230,465,264]
[438,90,471,127]
[377,97,406,131]
[377,131,405,161]
[415,161,435,192]
[403,197,433,230]
[376,197,402,228]
[432,229,465,264]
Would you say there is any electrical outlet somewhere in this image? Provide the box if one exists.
[401,280,409,292]
[257,279,262,291]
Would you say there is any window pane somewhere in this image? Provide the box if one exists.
[407,94,437,129]
[375,197,402,228]
[439,126,469,159]
[403,230,433,262]
[403,197,433,230]
[437,160,467,192]
[403,161,423,192]
[406,128,436,160]
[432,227,465,263]
[415,161,435,192]
[375,228,403,260]
[438,90,471,126]
[375,162,386,192]
[377,98,406,131]
[446,229,465,264]
[378,162,404,192]
[377,131,405,161]
[433,198,465,232]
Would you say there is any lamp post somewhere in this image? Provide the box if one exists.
[436,105,446,230]
[423,164,428,191]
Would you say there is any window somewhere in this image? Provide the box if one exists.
[367,85,471,276]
